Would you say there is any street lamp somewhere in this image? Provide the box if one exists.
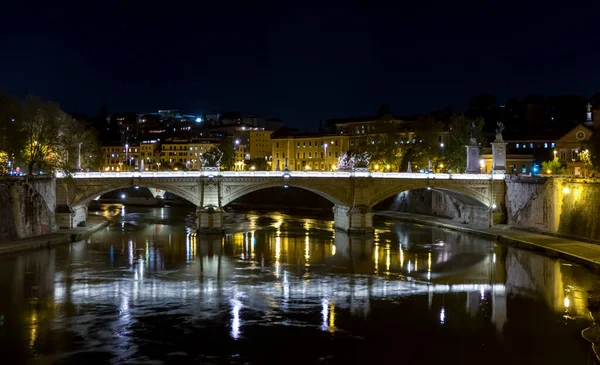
[323,143,328,171]
[553,150,557,159]
[125,143,129,171]
[156,162,161,171]
[77,142,82,171]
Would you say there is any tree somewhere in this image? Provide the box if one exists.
[0,92,26,171]
[442,115,485,173]
[245,157,269,171]
[588,128,600,168]
[404,116,445,171]
[351,120,406,171]
[541,157,566,175]
[218,136,235,170]
[377,104,391,119]
[20,96,67,175]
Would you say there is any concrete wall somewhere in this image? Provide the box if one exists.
[381,189,490,226]
[0,177,58,242]
[507,177,600,241]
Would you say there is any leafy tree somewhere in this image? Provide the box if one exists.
[20,96,68,174]
[541,157,566,175]
[245,157,269,171]
[0,92,26,170]
[351,120,405,171]
[218,136,235,170]
[588,129,600,172]
[403,116,445,171]
[442,115,485,173]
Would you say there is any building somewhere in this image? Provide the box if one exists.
[247,130,272,159]
[100,143,140,171]
[480,151,535,175]
[555,124,594,176]
[271,135,350,171]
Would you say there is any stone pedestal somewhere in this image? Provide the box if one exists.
[491,140,508,172]
[333,205,374,234]
[196,206,224,232]
[465,140,481,173]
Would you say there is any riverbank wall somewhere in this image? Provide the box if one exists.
[0,177,57,242]
[506,177,600,242]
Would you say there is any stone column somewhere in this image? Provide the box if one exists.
[491,134,508,172]
[196,175,224,233]
[465,137,481,173]
[333,205,374,234]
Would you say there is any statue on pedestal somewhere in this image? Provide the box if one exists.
[200,147,223,169]
[495,122,505,142]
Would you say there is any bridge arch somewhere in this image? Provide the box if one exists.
[66,179,201,207]
[221,179,352,207]
[369,180,496,208]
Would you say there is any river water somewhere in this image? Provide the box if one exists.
[0,204,598,364]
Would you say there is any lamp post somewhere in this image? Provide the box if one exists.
[323,143,328,171]
[77,142,82,171]
[125,143,129,171]
[156,162,161,171]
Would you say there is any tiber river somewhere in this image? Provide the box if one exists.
[0,204,598,364]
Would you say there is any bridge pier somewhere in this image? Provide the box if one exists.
[56,204,88,229]
[196,206,224,233]
[333,205,374,234]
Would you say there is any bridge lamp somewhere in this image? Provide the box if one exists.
[121,193,126,199]
[440,143,444,148]
[491,203,497,209]
[235,140,240,145]
[427,186,431,191]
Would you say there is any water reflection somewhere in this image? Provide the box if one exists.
[0,206,597,364]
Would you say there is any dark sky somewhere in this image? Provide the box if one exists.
[1,1,600,128]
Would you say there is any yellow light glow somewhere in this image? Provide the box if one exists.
[374,245,379,274]
[386,164,391,170]
[564,296,570,308]
[374,164,380,170]
[439,163,444,168]
[386,245,390,272]
[304,235,310,264]
[328,303,336,333]
[414,254,418,271]
[250,166,255,170]
[479,159,485,168]
[331,244,336,256]
[547,169,552,174]
[563,187,570,194]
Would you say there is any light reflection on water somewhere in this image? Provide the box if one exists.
[0,205,597,364]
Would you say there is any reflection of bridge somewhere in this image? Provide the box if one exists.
[56,171,506,233]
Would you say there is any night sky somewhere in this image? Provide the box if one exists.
[1,1,600,128]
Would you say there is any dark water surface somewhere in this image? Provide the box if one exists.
[0,204,598,364]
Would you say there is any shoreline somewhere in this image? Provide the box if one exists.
[375,211,600,271]
[0,215,110,256]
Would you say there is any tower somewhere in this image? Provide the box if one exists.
[585,102,594,128]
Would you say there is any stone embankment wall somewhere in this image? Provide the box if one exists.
[378,189,490,226]
[0,177,58,242]
[507,177,600,241]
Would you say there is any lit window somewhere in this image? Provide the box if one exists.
[516,144,519,148]
[530,143,533,148]
[544,143,548,148]
[551,142,555,148]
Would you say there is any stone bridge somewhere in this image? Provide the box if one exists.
[56,171,506,233]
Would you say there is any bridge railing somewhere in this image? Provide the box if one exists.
[56,170,507,180]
